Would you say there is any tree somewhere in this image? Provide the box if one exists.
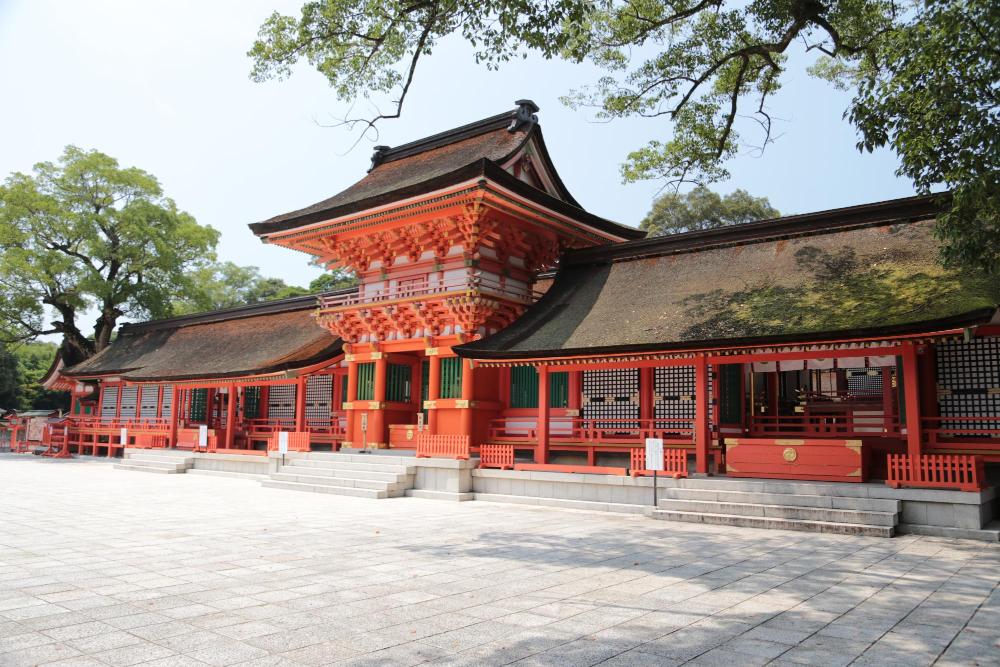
[309,270,358,292]
[0,147,219,365]
[12,342,69,411]
[249,0,999,273]
[0,344,20,409]
[641,186,779,236]
[172,262,310,315]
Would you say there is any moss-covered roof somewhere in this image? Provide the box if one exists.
[458,207,999,359]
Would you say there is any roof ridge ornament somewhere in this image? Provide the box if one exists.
[369,145,391,172]
[508,99,539,132]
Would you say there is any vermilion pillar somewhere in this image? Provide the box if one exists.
[371,355,387,446]
[460,359,474,438]
[537,365,550,464]
[345,361,359,445]
[169,386,180,448]
[427,355,441,435]
[295,376,307,432]
[639,368,653,423]
[901,341,924,478]
[224,387,237,450]
[694,355,711,474]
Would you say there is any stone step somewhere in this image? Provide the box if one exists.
[113,463,183,475]
[662,487,900,513]
[117,458,189,471]
[261,479,401,499]
[674,476,900,502]
[269,472,408,492]
[280,461,411,480]
[651,509,894,538]
[656,498,898,527]
[294,451,417,466]
[897,521,1000,543]
[186,469,267,481]
[285,458,413,474]
[124,448,192,460]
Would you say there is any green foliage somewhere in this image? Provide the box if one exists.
[835,0,1000,276]
[309,270,359,292]
[251,0,999,273]
[0,146,219,365]
[640,185,779,236]
[173,261,314,315]
[0,342,69,411]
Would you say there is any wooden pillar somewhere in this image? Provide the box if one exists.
[114,383,123,422]
[427,355,441,435]
[295,376,307,432]
[169,386,180,448]
[695,355,711,474]
[901,341,924,478]
[639,367,653,423]
[460,359,475,438]
[371,355,387,446]
[224,387,237,450]
[345,361,359,445]
[568,371,581,411]
[536,365,550,464]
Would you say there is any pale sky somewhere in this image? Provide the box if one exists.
[0,0,915,297]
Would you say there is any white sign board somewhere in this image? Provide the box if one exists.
[417,412,424,432]
[120,427,128,446]
[360,413,368,432]
[198,425,208,449]
[277,431,289,454]
[645,437,665,471]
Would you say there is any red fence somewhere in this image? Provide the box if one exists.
[267,431,311,452]
[749,413,899,438]
[416,434,470,460]
[479,444,515,469]
[629,448,688,478]
[488,418,695,446]
[886,454,986,492]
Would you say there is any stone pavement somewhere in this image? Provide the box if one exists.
[1,455,998,667]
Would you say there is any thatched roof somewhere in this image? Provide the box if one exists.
[64,294,344,382]
[457,195,998,359]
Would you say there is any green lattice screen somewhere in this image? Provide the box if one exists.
[357,363,375,401]
[189,388,208,422]
[243,387,261,419]
[719,364,743,424]
[387,363,412,403]
[510,367,570,408]
[440,357,463,399]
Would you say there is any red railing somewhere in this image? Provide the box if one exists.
[488,418,695,445]
[629,448,689,478]
[267,431,311,452]
[416,434,470,460]
[479,444,515,469]
[886,454,986,492]
[318,274,544,310]
[749,413,899,438]
[923,416,1000,450]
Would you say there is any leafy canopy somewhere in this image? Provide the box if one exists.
[641,185,779,236]
[0,146,219,365]
[250,0,999,274]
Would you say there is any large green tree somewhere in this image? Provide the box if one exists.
[0,146,219,365]
[641,186,779,236]
[172,261,317,315]
[250,0,999,273]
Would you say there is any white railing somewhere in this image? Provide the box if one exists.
[319,274,543,310]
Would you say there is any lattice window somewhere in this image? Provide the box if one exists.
[440,357,463,399]
[510,366,538,408]
[846,369,883,397]
[719,364,743,425]
[119,386,138,419]
[243,386,261,419]
[582,369,639,427]
[937,338,1000,429]
[386,364,411,403]
[306,375,333,424]
[654,367,695,422]
[549,372,569,408]
[268,385,296,421]
[161,385,173,419]
[139,386,160,418]
[100,386,119,422]
[189,388,208,422]
[357,363,375,401]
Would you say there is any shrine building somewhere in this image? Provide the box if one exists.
[44,101,1000,538]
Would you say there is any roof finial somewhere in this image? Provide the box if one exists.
[509,99,539,132]
[369,145,391,172]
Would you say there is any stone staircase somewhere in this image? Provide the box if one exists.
[262,452,416,499]
[114,449,194,474]
[651,481,901,538]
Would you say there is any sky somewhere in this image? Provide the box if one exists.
[0,0,916,296]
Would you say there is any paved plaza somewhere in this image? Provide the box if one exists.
[1,456,998,667]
